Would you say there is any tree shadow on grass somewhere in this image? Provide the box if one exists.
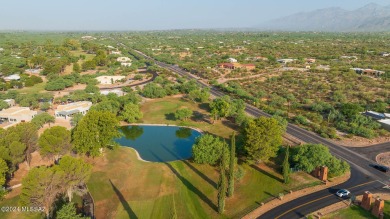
[161,143,217,189]
[250,164,284,183]
[221,119,240,130]
[191,111,209,123]
[198,103,210,111]
[109,179,138,219]
[149,151,218,212]
[264,191,278,199]
[165,113,176,121]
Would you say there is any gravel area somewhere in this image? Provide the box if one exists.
[377,152,390,166]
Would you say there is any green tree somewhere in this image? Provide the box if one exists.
[20,167,63,218]
[56,202,84,219]
[0,158,8,187]
[340,103,364,119]
[120,103,143,123]
[0,100,9,110]
[227,132,236,197]
[40,102,51,111]
[70,113,83,127]
[174,108,193,121]
[292,144,349,177]
[210,96,230,120]
[243,117,284,163]
[218,146,228,214]
[8,141,27,171]
[142,83,167,98]
[72,111,121,157]
[72,63,81,73]
[283,146,290,184]
[12,123,38,169]
[31,112,55,128]
[84,84,99,94]
[192,134,227,165]
[55,156,92,202]
[91,100,120,115]
[38,126,71,161]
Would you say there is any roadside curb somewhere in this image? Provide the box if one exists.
[241,172,351,219]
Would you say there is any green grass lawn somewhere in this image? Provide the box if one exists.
[87,147,319,219]
[85,96,320,219]
[0,195,42,219]
[140,96,238,138]
[0,96,321,219]
[323,201,390,219]
[11,82,47,95]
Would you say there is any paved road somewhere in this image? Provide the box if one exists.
[132,49,390,218]
[350,142,390,161]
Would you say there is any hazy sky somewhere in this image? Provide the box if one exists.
[0,0,389,30]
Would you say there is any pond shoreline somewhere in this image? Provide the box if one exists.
[123,123,204,134]
[118,123,204,163]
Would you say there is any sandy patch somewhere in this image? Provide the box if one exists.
[376,152,390,166]
[335,135,390,147]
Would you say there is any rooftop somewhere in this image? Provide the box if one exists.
[56,101,92,112]
[0,107,36,117]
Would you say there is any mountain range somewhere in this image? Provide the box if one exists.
[257,3,390,32]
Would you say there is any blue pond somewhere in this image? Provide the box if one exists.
[115,125,202,162]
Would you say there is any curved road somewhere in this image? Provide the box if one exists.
[132,49,390,218]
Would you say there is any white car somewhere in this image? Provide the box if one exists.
[336,189,350,197]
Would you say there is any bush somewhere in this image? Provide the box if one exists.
[234,166,246,182]
[292,144,349,177]
[293,115,309,125]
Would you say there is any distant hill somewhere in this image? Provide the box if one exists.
[257,3,390,32]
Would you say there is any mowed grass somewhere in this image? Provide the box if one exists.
[140,96,237,138]
[88,147,319,219]
[14,82,48,94]
[87,96,320,219]
[0,195,41,219]
[324,201,390,219]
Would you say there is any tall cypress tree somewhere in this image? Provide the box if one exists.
[218,146,227,214]
[227,132,236,197]
[283,145,290,184]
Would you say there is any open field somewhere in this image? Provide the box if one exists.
[140,95,237,138]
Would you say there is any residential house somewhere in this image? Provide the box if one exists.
[4,99,15,107]
[96,76,126,84]
[351,68,385,77]
[277,59,295,64]
[364,111,387,120]
[379,119,390,131]
[218,63,255,70]
[306,58,316,64]
[116,57,132,63]
[25,69,41,74]
[121,63,132,67]
[55,101,92,119]
[100,89,126,96]
[227,58,238,63]
[110,51,122,55]
[0,107,37,124]
[4,74,20,81]
[81,36,96,40]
